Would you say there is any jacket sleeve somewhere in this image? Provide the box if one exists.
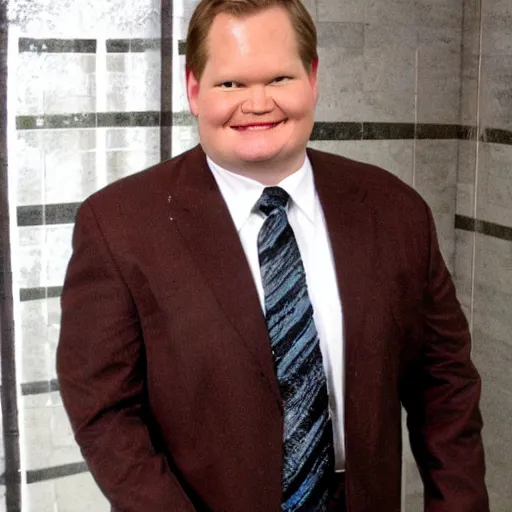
[401,202,490,512]
[56,200,197,512]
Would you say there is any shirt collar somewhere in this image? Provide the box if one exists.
[207,155,316,232]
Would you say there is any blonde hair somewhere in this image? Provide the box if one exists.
[186,0,318,80]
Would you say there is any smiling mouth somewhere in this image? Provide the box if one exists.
[231,120,285,131]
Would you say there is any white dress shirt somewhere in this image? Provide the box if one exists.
[207,154,345,470]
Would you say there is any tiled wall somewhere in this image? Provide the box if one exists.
[3,0,510,510]
[454,0,512,510]
[1,1,9,509]
[9,0,165,510]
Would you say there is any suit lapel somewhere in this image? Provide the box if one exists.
[166,146,282,409]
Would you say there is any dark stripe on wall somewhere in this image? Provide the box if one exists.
[16,112,161,130]
[1,4,23,510]
[484,128,512,146]
[0,462,89,486]
[20,287,63,302]
[106,38,161,53]
[15,115,512,146]
[21,379,60,396]
[455,215,512,242]
[160,0,173,160]
[19,38,97,53]
[0,461,89,486]
[27,462,89,484]
[17,202,80,227]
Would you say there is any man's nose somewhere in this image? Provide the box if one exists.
[241,86,273,114]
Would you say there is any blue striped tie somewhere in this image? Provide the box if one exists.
[256,187,335,511]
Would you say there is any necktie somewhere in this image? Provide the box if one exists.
[256,187,334,511]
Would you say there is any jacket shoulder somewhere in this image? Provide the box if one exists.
[308,147,427,212]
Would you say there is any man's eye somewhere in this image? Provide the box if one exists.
[273,76,291,83]
[219,81,240,89]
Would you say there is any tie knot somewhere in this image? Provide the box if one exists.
[256,187,290,216]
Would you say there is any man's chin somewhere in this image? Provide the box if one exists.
[235,149,283,165]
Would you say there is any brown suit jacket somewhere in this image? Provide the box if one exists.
[56,145,489,512]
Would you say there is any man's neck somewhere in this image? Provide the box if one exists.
[207,152,307,186]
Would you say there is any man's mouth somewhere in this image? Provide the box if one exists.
[231,120,285,131]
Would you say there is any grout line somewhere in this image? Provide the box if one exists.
[412,34,420,190]
[469,0,485,336]
[6,25,25,512]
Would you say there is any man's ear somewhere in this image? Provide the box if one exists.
[309,57,319,101]
[186,67,200,116]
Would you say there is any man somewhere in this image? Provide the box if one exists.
[56,0,489,510]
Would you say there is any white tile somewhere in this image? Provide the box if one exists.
[415,0,464,29]
[16,130,96,207]
[17,54,96,116]
[476,143,512,228]
[301,0,317,20]
[172,125,200,157]
[173,55,190,115]
[17,225,74,289]
[308,140,414,185]
[416,91,461,124]
[317,22,364,51]
[10,0,161,38]
[19,298,61,384]
[479,56,512,131]
[105,52,161,112]
[54,472,110,512]
[317,0,365,23]
[364,25,417,94]
[23,395,82,471]
[107,149,160,183]
[415,140,458,215]
[365,0,417,26]
[318,48,364,96]
[25,480,57,512]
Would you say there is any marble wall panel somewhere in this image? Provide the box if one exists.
[106,52,161,112]
[22,393,80,471]
[54,472,109,512]
[453,229,474,312]
[16,129,97,206]
[415,0,464,29]
[172,55,188,114]
[479,56,512,130]
[107,150,160,183]
[106,126,160,181]
[172,125,199,157]
[472,232,512,511]
[481,0,512,56]
[416,28,463,124]
[474,143,512,228]
[308,140,414,185]
[17,226,73,290]
[17,54,96,116]
[315,22,365,122]
[9,0,161,38]
[25,480,57,512]
[317,0,364,22]
[362,24,417,124]
[460,53,480,125]
[415,140,459,268]
[26,473,109,512]
[365,0,416,26]
[19,298,61,384]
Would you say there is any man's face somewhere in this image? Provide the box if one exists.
[186,7,318,182]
